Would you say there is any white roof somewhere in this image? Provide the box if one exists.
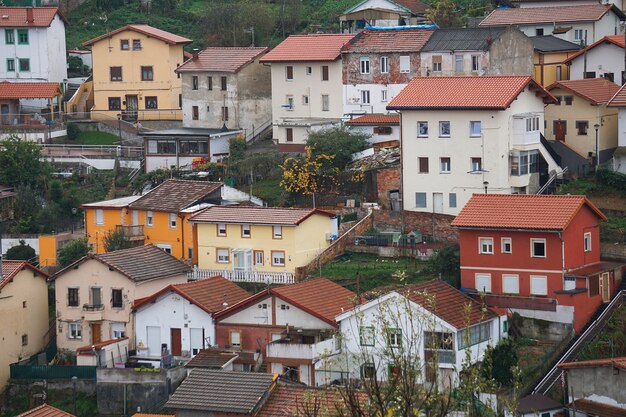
[82,195,141,208]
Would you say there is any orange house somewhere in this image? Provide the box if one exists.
[82,180,223,261]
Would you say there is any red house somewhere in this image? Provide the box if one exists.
[452,194,623,333]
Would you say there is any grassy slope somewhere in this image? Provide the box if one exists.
[78,130,119,145]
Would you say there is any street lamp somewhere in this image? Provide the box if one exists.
[594,124,600,169]
[117,113,122,143]
[483,181,489,194]
[71,208,77,234]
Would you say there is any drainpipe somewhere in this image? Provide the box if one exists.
[559,231,566,290]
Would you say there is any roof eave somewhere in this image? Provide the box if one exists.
[386,105,507,111]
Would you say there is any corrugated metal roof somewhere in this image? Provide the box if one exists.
[421,27,506,52]
[530,35,581,52]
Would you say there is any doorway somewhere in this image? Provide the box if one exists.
[433,193,444,214]
[170,328,182,356]
[554,121,566,142]
[91,323,102,345]
[601,272,611,302]
[125,95,138,121]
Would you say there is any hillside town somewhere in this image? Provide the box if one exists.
[1,0,626,416]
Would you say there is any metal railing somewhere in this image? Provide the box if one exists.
[189,267,295,284]
[246,119,273,143]
[537,166,568,195]
[83,303,104,311]
[1,112,65,131]
[115,224,145,239]
[41,144,144,159]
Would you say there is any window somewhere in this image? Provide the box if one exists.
[535,28,544,36]
[95,209,104,225]
[359,326,375,346]
[399,55,410,73]
[361,90,370,104]
[555,96,562,105]
[132,39,142,50]
[415,192,427,208]
[192,106,199,120]
[110,66,122,81]
[111,289,123,308]
[576,121,589,135]
[207,76,213,90]
[584,232,592,252]
[440,157,451,173]
[217,248,230,263]
[360,57,370,74]
[145,96,158,109]
[556,66,562,81]
[17,29,28,44]
[374,126,392,135]
[526,117,539,132]
[271,251,285,266]
[564,96,573,105]
[286,66,294,80]
[321,65,329,81]
[254,250,264,265]
[158,244,172,254]
[306,66,312,75]
[120,39,130,50]
[588,276,599,295]
[111,323,126,339]
[21,334,28,346]
[470,121,481,137]
[217,223,227,236]
[584,72,596,79]
[439,121,450,137]
[531,276,548,296]
[471,157,482,172]
[381,89,388,102]
[6,59,15,72]
[146,211,154,226]
[380,56,389,73]
[302,95,309,105]
[455,55,464,72]
[457,322,491,349]
[141,66,154,81]
[286,95,294,110]
[5,29,14,44]
[108,97,121,111]
[68,288,79,307]
[221,76,227,90]
[417,121,428,137]
[418,157,429,173]
[387,328,402,347]
[501,238,512,254]
[22,301,27,308]
[241,224,251,238]
[273,225,282,239]
[286,128,293,142]
[574,29,584,41]
[531,239,546,258]
[432,55,442,72]
[476,274,491,293]
[321,94,329,111]
[360,362,376,379]
[449,193,457,208]
[502,275,519,294]
[192,76,198,90]
[69,322,82,339]
[179,141,208,155]
[229,331,241,348]
[169,213,177,229]
[18,58,29,72]
[222,106,229,121]
[479,237,494,254]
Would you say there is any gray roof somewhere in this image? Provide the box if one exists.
[531,35,581,52]
[96,245,191,282]
[517,394,563,413]
[129,179,223,213]
[165,369,275,414]
[421,27,506,52]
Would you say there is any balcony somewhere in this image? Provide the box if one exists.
[512,130,540,148]
[115,225,145,241]
[266,337,339,361]
[189,268,295,284]
[83,304,104,321]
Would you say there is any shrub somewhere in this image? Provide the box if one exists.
[5,240,36,261]
[66,123,80,141]
[595,169,626,193]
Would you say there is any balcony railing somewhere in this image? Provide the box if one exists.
[83,304,104,321]
[115,225,145,240]
[83,304,104,311]
[189,268,295,284]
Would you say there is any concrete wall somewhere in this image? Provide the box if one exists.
[569,42,624,82]
[568,365,626,405]
[488,27,534,76]
[514,315,574,342]
[371,209,458,242]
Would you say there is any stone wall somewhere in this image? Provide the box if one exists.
[375,167,400,210]
[372,210,458,243]
[601,243,626,261]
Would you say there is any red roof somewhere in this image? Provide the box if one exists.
[189,206,335,226]
[260,34,355,62]
[257,384,358,417]
[563,35,625,64]
[608,83,626,107]
[83,24,192,46]
[343,28,434,53]
[567,399,626,417]
[387,76,556,110]
[16,405,75,417]
[559,356,626,370]
[451,194,607,230]
[133,275,251,314]
[77,337,129,354]
[547,78,621,104]
[1,260,48,291]
[479,4,622,26]
[0,7,67,27]
[345,114,400,125]
[176,47,269,73]
[0,81,62,99]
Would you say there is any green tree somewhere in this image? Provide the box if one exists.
[425,244,461,287]
[425,0,463,28]
[5,240,36,261]
[10,186,43,234]
[306,126,370,170]
[58,238,89,267]
[280,146,339,196]
[66,123,80,141]
[229,135,247,161]
[103,228,133,252]
[481,337,518,387]
[0,135,47,188]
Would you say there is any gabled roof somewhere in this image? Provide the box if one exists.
[387,76,556,110]
[176,47,269,73]
[215,278,357,326]
[0,82,62,99]
[189,206,335,226]
[1,260,48,291]
[260,34,355,62]
[128,180,222,213]
[558,356,626,371]
[479,4,625,26]
[563,35,625,64]
[421,27,506,52]
[185,348,238,369]
[165,369,275,414]
[256,383,358,417]
[343,27,434,53]
[83,24,192,46]
[547,78,621,104]
[451,194,607,230]
[133,275,251,314]
[608,83,626,107]
[16,405,74,417]
[567,399,626,417]
[77,337,128,354]
[531,35,581,52]
[0,7,67,27]
[344,0,428,15]
[345,114,400,125]
[517,394,562,414]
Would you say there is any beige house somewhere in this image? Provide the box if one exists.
[52,245,190,354]
[0,261,49,391]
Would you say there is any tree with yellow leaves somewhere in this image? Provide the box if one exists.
[280,146,339,196]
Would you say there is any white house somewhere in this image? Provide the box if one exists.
[345,113,400,148]
[339,0,429,33]
[133,275,251,359]
[387,75,562,215]
[563,35,625,82]
[607,83,626,173]
[479,4,625,45]
[329,280,507,389]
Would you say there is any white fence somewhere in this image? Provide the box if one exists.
[188,267,295,284]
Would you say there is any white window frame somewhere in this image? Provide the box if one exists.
[156,244,172,254]
[381,89,388,102]
[254,250,264,265]
[216,248,230,263]
[440,157,451,173]
[475,274,492,293]
[399,55,410,73]
[417,121,429,138]
[479,237,494,254]
[432,55,442,72]
[530,275,548,296]
[69,322,82,339]
[146,211,153,227]
[380,56,389,74]
[471,157,482,172]
[361,90,370,105]
[574,29,584,41]
[271,250,285,266]
[454,54,464,72]
[286,95,294,111]
[439,121,450,137]
[273,225,282,239]
[95,209,104,225]
[242,224,251,238]
[111,322,126,339]
[471,55,480,72]
[306,66,312,75]
[217,223,227,237]
[360,57,370,74]
[169,212,177,229]
[230,331,241,348]
[583,232,591,252]
[501,237,512,254]
[470,121,482,137]
[531,238,547,258]
[502,274,519,294]
[321,94,329,112]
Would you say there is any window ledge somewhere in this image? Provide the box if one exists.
[554,288,587,295]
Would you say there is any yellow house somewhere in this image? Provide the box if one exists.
[189,206,337,281]
[83,24,191,121]
[82,180,223,261]
[531,35,581,86]
[0,261,49,391]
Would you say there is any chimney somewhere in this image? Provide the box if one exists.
[192,48,199,60]
[26,7,34,23]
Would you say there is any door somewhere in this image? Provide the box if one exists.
[125,95,138,121]
[389,190,400,211]
[233,250,252,271]
[91,323,102,345]
[601,272,611,302]
[433,193,444,214]
[170,328,182,356]
[91,287,102,307]
[189,328,203,356]
[554,121,566,142]
[132,210,139,226]
[146,326,161,356]
[1,104,9,125]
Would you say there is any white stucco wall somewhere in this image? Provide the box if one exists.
[348,124,401,145]
[568,43,624,81]
[513,13,620,45]
[343,84,407,115]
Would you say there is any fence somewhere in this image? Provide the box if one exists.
[189,268,295,284]
[10,364,96,380]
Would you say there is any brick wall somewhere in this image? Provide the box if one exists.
[375,167,400,210]
[372,210,458,242]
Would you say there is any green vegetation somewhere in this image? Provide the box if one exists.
[58,238,90,267]
[66,123,81,141]
[578,306,626,360]
[241,178,285,207]
[1,389,97,417]
[103,228,133,252]
[5,240,36,261]
[77,130,120,145]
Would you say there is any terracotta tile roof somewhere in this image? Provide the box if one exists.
[83,24,192,46]
[563,35,625,64]
[128,180,222,213]
[134,275,251,314]
[343,28,434,53]
[1,260,48,290]
[257,383,360,417]
[547,78,621,104]
[345,114,400,125]
[479,4,623,26]
[0,81,62,99]
[185,348,238,369]
[16,405,75,417]
[260,34,355,62]
[558,356,626,370]
[0,7,67,27]
[402,280,498,329]
[387,76,556,110]
[189,206,335,226]
[567,399,626,417]
[451,194,607,231]
[608,83,626,107]
[176,47,269,73]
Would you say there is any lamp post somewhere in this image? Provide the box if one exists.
[594,123,600,169]
[117,113,122,144]
[483,181,489,194]
[71,375,78,416]
[71,207,77,234]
